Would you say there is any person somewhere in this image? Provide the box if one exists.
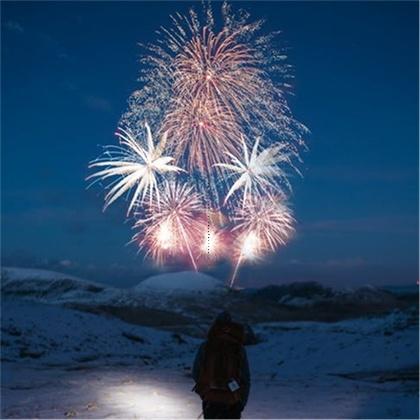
[192,311,250,419]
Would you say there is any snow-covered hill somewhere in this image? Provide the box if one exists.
[1,267,110,302]
[1,267,224,303]
[1,268,226,328]
[135,271,224,295]
[2,267,418,327]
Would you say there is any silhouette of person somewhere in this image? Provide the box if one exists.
[192,311,250,419]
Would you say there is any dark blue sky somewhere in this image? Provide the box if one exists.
[1,1,418,288]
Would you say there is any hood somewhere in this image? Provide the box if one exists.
[207,321,245,345]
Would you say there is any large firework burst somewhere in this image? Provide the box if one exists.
[121,2,307,204]
[89,2,307,288]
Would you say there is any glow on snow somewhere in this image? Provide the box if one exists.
[88,2,307,287]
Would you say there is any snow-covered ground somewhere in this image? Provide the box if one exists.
[1,268,418,418]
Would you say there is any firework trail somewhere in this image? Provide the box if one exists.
[230,198,295,287]
[199,207,229,264]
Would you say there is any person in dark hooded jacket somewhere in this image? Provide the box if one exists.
[192,311,250,419]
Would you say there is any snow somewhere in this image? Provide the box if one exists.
[1,267,224,307]
[1,267,136,314]
[135,270,224,294]
[1,297,201,418]
[1,298,193,367]
[1,267,418,418]
[2,297,418,418]
[252,314,418,379]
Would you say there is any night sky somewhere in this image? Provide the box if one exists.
[1,1,418,288]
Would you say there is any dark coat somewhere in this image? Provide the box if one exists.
[192,323,251,409]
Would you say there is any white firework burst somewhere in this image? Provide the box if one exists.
[214,135,296,207]
[87,123,184,215]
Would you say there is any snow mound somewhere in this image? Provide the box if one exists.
[135,271,224,294]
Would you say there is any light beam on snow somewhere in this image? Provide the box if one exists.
[97,374,200,418]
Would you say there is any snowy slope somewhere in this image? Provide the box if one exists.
[1,297,196,367]
[250,310,418,379]
[2,267,418,418]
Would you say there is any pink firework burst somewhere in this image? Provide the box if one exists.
[133,181,206,270]
[230,197,295,287]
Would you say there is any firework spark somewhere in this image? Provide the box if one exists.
[87,123,184,215]
[214,135,295,207]
[200,226,225,264]
[230,197,295,287]
[162,24,261,175]
[163,97,242,181]
[133,181,205,270]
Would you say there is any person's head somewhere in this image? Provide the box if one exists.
[207,310,245,344]
[214,310,232,326]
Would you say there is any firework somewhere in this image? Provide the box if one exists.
[230,197,295,287]
[133,181,205,270]
[121,2,307,204]
[162,24,260,176]
[214,135,296,207]
[89,2,307,288]
[162,97,242,184]
[87,123,184,215]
